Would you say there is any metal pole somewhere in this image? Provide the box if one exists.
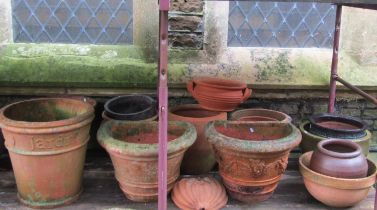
[334,76,377,105]
[158,0,169,210]
[328,5,342,113]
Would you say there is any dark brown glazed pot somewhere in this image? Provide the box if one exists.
[169,104,227,175]
[187,77,252,112]
[206,121,301,203]
[230,108,292,123]
[309,139,368,179]
[308,113,367,139]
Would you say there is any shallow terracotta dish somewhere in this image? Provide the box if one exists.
[171,176,228,210]
[299,151,377,208]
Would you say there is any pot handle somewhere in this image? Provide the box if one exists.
[242,88,252,102]
[186,80,196,95]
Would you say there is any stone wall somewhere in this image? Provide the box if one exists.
[169,0,204,49]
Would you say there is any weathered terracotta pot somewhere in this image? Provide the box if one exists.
[104,95,157,121]
[0,98,94,208]
[230,108,291,123]
[172,176,228,210]
[308,113,367,139]
[97,120,196,202]
[300,152,377,208]
[187,77,252,111]
[206,121,301,203]
[310,139,368,179]
[169,104,227,175]
[299,121,371,156]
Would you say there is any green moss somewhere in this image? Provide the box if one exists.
[293,56,330,85]
[255,52,294,82]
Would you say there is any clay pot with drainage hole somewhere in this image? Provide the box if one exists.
[230,108,292,123]
[206,121,301,203]
[169,104,227,175]
[0,98,94,208]
[104,95,157,121]
[310,139,368,179]
[97,120,196,202]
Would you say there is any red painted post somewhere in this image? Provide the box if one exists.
[328,5,342,113]
[158,0,169,210]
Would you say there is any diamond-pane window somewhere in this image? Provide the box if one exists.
[12,0,133,44]
[228,1,336,48]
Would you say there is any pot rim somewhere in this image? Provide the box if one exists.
[191,77,247,90]
[308,113,367,134]
[316,139,362,159]
[299,121,371,143]
[104,95,156,120]
[102,111,158,122]
[0,98,94,130]
[97,120,197,156]
[230,108,292,123]
[206,121,302,153]
[169,104,227,122]
[299,152,377,189]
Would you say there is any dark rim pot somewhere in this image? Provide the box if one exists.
[309,139,368,179]
[308,113,367,139]
[104,95,156,121]
[206,121,301,203]
[230,108,292,123]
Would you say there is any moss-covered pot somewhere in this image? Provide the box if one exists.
[206,121,301,203]
[97,120,196,202]
[299,121,371,156]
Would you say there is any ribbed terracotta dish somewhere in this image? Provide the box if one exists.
[172,176,228,210]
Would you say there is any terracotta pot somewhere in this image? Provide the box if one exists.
[172,176,228,210]
[300,151,377,208]
[169,104,227,175]
[230,108,292,123]
[101,111,157,123]
[0,98,94,208]
[104,95,157,121]
[308,113,367,139]
[309,139,368,179]
[97,120,196,202]
[206,121,301,203]
[187,77,252,112]
[299,121,371,156]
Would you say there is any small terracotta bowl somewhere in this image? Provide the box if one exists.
[299,151,377,208]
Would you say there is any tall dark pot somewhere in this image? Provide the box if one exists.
[310,139,368,179]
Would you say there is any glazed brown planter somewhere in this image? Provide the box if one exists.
[187,77,252,111]
[230,108,292,123]
[97,120,196,202]
[172,176,228,210]
[206,121,301,203]
[0,98,94,208]
[169,104,227,175]
[300,152,377,208]
[309,139,368,179]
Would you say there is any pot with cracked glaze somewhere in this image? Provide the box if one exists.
[309,139,368,179]
[0,98,94,208]
[97,120,196,202]
[206,121,301,203]
[169,104,227,174]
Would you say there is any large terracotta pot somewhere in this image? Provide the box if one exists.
[230,108,291,123]
[187,77,252,111]
[0,98,94,208]
[300,152,377,208]
[299,121,371,156]
[97,120,196,202]
[104,95,157,121]
[310,139,368,179]
[169,104,227,175]
[206,121,301,203]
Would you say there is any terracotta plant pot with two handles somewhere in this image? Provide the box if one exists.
[97,120,196,202]
[0,98,94,208]
[206,121,301,203]
[169,104,227,175]
[187,77,252,112]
